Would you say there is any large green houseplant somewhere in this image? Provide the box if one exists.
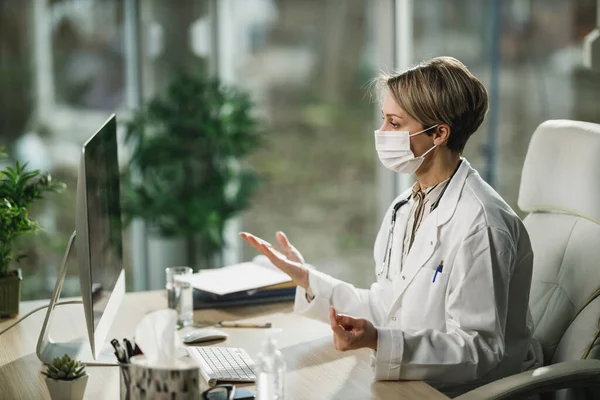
[0,147,65,317]
[121,70,262,273]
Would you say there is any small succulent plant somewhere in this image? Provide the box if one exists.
[42,354,86,381]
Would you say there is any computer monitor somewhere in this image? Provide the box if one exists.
[37,114,125,365]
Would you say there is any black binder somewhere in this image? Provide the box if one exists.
[193,287,296,309]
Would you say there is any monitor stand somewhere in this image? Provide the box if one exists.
[36,231,118,366]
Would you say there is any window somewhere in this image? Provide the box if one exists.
[2,0,125,299]
[413,0,600,216]
[223,0,381,287]
[4,0,598,299]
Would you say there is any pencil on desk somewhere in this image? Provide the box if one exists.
[218,321,272,328]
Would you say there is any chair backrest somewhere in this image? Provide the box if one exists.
[518,119,600,365]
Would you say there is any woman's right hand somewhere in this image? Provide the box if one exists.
[239,231,309,289]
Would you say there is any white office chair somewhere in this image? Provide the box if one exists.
[456,120,600,400]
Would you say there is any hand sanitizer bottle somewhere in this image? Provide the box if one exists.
[256,334,286,400]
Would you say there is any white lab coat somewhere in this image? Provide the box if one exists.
[294,158,542,395]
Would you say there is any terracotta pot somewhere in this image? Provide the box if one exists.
[45,374,88,400]
[0,268,22,317]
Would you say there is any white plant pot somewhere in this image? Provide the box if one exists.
[45,375,88,400]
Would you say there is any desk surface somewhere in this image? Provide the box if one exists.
[0,291,448,400]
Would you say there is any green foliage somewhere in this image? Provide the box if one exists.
[0,147,66,277]
[41,354,86,381]
[121,70,262,265]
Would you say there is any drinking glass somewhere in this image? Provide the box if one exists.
[166,266,193,327]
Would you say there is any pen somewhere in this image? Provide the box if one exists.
[432,261,444,283]
[132,341,143,356]
[123,338,134,359]
[110,339,127,363]
[218,321,272,329]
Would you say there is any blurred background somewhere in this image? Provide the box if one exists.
[0,0,598,301]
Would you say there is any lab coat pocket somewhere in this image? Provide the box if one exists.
[402,260,449,330]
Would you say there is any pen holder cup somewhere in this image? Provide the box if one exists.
[119,356,201,400]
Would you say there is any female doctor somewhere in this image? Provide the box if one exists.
[241,57,541,396]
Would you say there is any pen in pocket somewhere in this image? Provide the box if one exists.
[432,261,444,283]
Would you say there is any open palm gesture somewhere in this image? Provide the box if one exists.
[240,231,309,289]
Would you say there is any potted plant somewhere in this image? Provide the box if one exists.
[42,354,88,400]
[0,147,65,317]
[121,70,262,280]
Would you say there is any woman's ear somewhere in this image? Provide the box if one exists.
[433,124,451,146]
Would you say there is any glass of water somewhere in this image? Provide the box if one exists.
[166,266,193,328]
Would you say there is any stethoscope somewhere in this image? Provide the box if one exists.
[378,161,462,281]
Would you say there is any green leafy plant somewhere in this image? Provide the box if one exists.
[0,147,65,277]
[41,354,86,381]
[121,70,262,267]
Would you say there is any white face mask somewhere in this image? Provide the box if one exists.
[374,125,438,174]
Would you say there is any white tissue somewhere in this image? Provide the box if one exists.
[134,309,182,366]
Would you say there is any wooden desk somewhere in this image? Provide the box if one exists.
[0,291,448,399]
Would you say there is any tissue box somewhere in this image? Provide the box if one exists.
[120,356,200,400]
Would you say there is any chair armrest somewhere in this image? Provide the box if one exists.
[455,359,600,400]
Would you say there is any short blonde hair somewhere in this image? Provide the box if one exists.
[377,57,488,153]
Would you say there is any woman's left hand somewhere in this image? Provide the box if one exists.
[329,307,378,351]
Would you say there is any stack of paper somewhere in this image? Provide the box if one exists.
[180,256,296,309]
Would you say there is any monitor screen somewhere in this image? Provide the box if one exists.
[82,116,123,328]
[37,114,125,363]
